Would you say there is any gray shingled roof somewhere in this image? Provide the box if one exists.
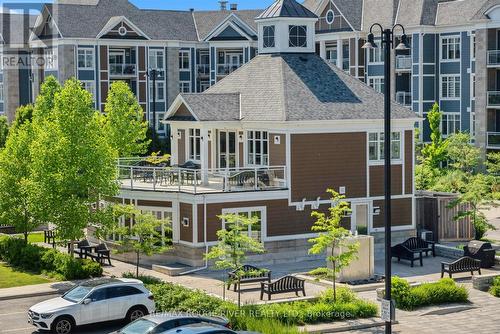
[257,0,317,20]
[435,0,490,26]
[184,53,415,122]
[175,93,241,121]
[193,10,261,41]
[0,13,37,46]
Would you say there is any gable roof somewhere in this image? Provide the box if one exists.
[196,11,259,41]
[173,53,415,123]
[96,16,150,39]
[305,0,363,31]
[0,13,37,47]
[257,0,317,19]
[435,0,490,26]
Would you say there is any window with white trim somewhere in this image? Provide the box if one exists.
[77,48,94,70]
[149,49,164,70]
[471,113,476,138]
[442,113,460,137]
[222,208,264,242]
[179,50,190,71]
[288,25,307,48]
[368,44,383,63]
[471,33,476,60]
[44,48,56,70]
[0,82,3,103]
[441,36,461,60]
[441,75,460,99]
[156,112,166,134]
[179,81,191,93]
[263,25,275,48]
[368,77,384,93]
[188,128,201,161]
[368,132,401,161]
[247,131,268,166]
[81,80,95,98]
[149,81,165,102]
[471,73,475,99]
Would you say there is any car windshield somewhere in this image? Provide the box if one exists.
[62,285,93,303]
[120,319,156,334]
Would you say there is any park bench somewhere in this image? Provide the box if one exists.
[227,264,271,291]
[441,256,481,278]
[260,275,305,300]
[400,237,435,257]
[69,239,92,258]
[391,243,423,267]
[88,243,112,266]
[44,230,57,248]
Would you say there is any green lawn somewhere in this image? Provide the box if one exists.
[27,232,45,243]
[0,263,51,289]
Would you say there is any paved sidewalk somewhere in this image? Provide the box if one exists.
[0,281,75,301]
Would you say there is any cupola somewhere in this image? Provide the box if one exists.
[255,0,318,54]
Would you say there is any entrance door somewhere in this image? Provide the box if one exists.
[352,203,369,235]
[218,131,236,169]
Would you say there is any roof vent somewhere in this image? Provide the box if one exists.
[230,3,238,10]
[219,0,228,11]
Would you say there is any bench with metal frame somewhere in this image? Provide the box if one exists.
[260,275,306,300]
[441,256,481,278]
[227,264,271,291]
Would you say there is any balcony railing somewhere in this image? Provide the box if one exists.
[487,132,500,149]
[109,63,136,76]
[117,160,287,194]
[488,50,500,66]
[197,64,210,76]
[395,55,411,71]
[396,91,411,106]
[488,91,500,107]
[217,64,240,76]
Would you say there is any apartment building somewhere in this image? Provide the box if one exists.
[110,0,418,266]
[304,0,500,152]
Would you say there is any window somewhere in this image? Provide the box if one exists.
[107,286,142,299]
[368,77,384,93]
[81,80,95,98]
[326,45,337,63]
[149,49,164,70]
[442,113,460,137]
[471,33,476,59]
[179,81,191,93]
[342,41,349,71]
[368,132,401,161]
[325,9,335,25]
[44,48,56,70]
[368,44,383,63]
[288,25,307,48]
[263,25,275,48]
[0,82,3,103]
[179,50,190,70]
[471,73,476,100]
[441,36,460,60]
[247,131,268,166]
[189,128,201,161]
[471,113,476,138]
[222,208,264,242]
[441,75,460,99]
[77,48,94,69]
[88,288,107,302]
[149,81,165,102]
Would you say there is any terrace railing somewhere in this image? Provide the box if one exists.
[488,50,500,66]
[395,55,411,71]
[488,91,500,107]
[109,63,137,76]
[487,132,500,149]
[217,64,240,76]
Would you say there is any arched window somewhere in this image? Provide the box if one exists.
[263,25,275,48]
[326,9,335,25]
[288,25,307,48]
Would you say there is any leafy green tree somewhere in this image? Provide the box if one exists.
[29,78,118,251]
[12,104,34,128]
[205,213,265,307]
[113,205,172,278]
[420,103,448,169]
[102,81,150,157]
[308,189,359,301]
[445,132,481,173]
[0,115,9,148]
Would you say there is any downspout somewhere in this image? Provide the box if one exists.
[179,194,209,275]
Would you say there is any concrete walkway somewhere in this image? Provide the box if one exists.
[0,281,75,301]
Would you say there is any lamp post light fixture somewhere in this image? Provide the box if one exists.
[362,23,409,334]
[146,68,164,151]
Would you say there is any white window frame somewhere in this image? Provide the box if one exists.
[367,41,383,64]
[288,25,307,48]
[149,81,165,102]
[367,76,384,93]
[188,128,201,162]
[0,82,3,103]
[179,50,191,71]
[471,73,475,101]
[222,206,267,242]
[81,80,96,98]
[246,130,269,167]
[149,49,165,71]
[77,48,94,70]
[471,33,476,60]
[263,25,275,48]
[440,35,461,61]
[44,48,56,70]
[441,113,461,137]
[137,206,173,245]
[179,81,191,93]
[368,131,402,164]
[440,75,461,100]
[471,112,476,139]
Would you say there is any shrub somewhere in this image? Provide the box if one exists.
[122,272,162,285]
[391,277,468,310]
[489,277,500,297]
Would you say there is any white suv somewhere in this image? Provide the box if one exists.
[28,277,155,334]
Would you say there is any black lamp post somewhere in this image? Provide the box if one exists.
[362,24,409,334]
[146,68,164,152]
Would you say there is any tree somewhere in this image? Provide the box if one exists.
[28,78,118,251]
[446,132,481,173]
[0,115,8,148]
[204,213,265,307]
[102,81,150,157]
[308,189,359,301]
[420,103,448,169]
[112,205,171,278]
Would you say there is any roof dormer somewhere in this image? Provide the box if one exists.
[255,0,318,54]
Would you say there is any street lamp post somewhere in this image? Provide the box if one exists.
[362,24,409,334]
[147,68,164,152]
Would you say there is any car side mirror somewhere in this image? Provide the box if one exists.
[83,298,92,305]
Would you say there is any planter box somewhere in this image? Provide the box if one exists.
[327,235,375,282]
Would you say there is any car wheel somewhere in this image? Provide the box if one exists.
[51,316,74,334]
[126,306,147,323]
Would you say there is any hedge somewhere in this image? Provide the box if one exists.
[0,237,102,280]
[391,277,468,310]
[489,277,500,297]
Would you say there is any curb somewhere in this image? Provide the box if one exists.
[301,319,395,333]
[0,290,61,301]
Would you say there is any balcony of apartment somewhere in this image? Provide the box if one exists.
[117,158,287,194]
[395,55,411,72]
[216,63,241,76]
[197,64,210,77]
[488,50,500,67]
[396,91,411,107]
[108,48,136,77]
[487,91,500,108]
[487,132,500,149]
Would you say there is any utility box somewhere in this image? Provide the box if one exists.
[328,235,375,282]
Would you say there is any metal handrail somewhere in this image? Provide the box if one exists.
[395,55,411,70]
[487,91,500,106]
[109,63,137,76]
[488,50,500,65]
[487,132,500,148]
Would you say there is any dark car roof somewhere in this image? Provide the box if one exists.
[162,322,235,333]
[143,313,228,325]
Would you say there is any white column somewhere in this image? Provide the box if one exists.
[337,38,343,69]
[200,128,210,184]
[170,125,178,165]
[320,40,326,60]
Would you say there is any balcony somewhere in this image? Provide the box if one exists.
[488,50,500,66]
[197,64,210,76]
[117,158,287,194]
[217,64,240,76]
[488,91,500,108]
[396,91,411,107]
[395,55,411,71]
[109,63,136,77]
[487,132,500,149]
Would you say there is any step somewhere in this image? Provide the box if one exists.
[152,263,192,276]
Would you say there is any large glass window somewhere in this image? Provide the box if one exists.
[77,48,94,69]
[442,113,461,137]
[368,44,383,63]
[342,41,350,72]
[179,81,191,93]
[368,132,401,161]
[189,128,201,161]
[441,75,460,99]
[44,48,56,70]
[81,81,95,98]
[441,36,461,60]
[288,25,307,48]
[179,50,190,70]
[222,208,264,242]
[263,25,275,48]
[247,131,268,166]
[368,77,384,93]
[149,49,164,70]
[149,81,165,102]
[0,82,4,103]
